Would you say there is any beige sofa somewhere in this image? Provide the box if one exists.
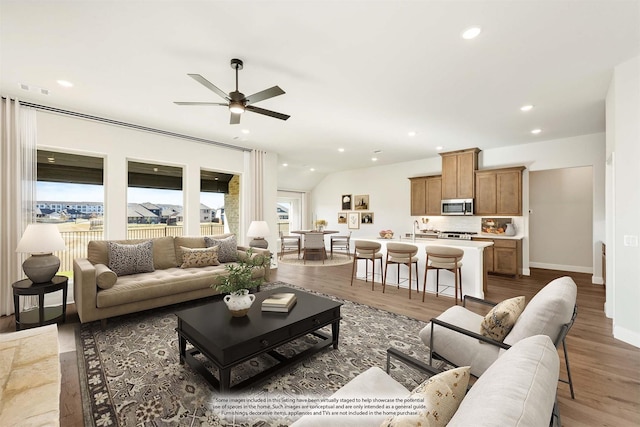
[290,334,560,427]
[73,234,270,324]
[0,324,61,426]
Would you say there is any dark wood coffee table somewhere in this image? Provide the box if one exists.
[175,286,342,392]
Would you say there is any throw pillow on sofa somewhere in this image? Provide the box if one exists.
[480,296,525,342]
[180,246,220,268]
[381,366,470,427]
[204,235,238,263]
[107,240,155,276]
[94,263,117,289]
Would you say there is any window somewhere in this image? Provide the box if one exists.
[200,169,234,236]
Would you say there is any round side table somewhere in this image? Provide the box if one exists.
[12,275,68,331]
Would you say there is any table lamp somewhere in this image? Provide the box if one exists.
[247,221,271,249]
[15,223,66,283]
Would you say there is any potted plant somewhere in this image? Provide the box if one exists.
[213,248,270,317]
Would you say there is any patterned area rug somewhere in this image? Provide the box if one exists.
[78,282,432,426]
[277,252,352,267]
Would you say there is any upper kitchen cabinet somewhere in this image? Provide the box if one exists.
[475,166,525,215]
[440,148,480,199]
[409,175,442,216]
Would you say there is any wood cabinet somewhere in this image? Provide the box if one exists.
[475,166,525,215]
[409,175,442,216]
[440,148,480,200]
[473,237,521,277]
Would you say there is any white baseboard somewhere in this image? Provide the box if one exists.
[591,276,604,285]
[528,262,592,274]
[614,325,640,349]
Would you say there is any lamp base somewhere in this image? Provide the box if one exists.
[22,253,60,283]
[249,238,268,249]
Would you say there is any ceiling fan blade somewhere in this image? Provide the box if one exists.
[174,102,228,106]
[245,86,285,104]
[187,74,230,101]
[246,105,290,121]
[230,112,241,125]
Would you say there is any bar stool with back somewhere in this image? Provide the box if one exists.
[350,240,384,289]
[383,243,420,299]
[423,246,464,304]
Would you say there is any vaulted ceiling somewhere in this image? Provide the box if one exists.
[2,1,639,190]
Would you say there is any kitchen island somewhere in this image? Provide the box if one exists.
[353,237,493,300]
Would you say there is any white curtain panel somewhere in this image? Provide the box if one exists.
[0,98,37,316]
[250,149,266,221]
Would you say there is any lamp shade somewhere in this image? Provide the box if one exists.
[247,221,271,238]
[16,223,66,254]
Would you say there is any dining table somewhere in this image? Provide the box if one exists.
[290,230,339,260]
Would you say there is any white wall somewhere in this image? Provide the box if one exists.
[606,56,640,348]
[529,167,593,272]
[35,111,278,249]
[311,133,606,283]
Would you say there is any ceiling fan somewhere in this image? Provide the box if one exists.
[174,58,290,124]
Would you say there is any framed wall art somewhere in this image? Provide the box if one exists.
[337,212,347,224]
[341,194,352,210]
[360,212,374,224]
[354,194,369,210]
[347,212,360,229]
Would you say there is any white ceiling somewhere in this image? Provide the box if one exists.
[1,1,639,190]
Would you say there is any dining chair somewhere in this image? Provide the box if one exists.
[424,246,464,304]
[383,242,420,299]
[330,231,352,259]
[350,240,384,289]
[279,230,301,260]
[303,232,327,264]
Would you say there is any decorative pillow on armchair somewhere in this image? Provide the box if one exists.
[180,246,220,268]
[204,235,238,263]
[480,296,526,342]
[381,366,470,427]
[107,240,155,276]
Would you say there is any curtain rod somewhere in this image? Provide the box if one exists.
[10,98,251,153]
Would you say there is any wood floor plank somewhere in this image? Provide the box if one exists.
[1,264,638,426]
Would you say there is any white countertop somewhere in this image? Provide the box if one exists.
[359,236,494,249]
[476,233,524,240]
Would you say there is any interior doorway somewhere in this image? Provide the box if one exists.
[277,191,304,236]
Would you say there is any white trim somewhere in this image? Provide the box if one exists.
[591,276,604,285]
[528,262,592,274]
[613,324,640,349]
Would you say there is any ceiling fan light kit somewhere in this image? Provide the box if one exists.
[174,58,289,124]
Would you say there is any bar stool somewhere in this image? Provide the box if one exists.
[350,241,384,290]
[383,243,420,299]
[423,246,464,304]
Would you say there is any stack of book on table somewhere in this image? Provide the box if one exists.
[261,292,297,313]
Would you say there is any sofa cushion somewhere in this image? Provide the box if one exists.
[381,366,470,427]
[180,246,220,268]
[95,263,117,289]
[419,306,501,377]
[108,240,155,276]
[205,234,238,262]
[504,276,577,348]
[448,335,559,427]
[88,236,177,269]
[480,296,525,342]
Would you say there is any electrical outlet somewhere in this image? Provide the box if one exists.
[623,235,639,247]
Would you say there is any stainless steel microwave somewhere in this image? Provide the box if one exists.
[441,198,474,216]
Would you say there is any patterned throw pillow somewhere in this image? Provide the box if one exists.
[107,240,155,276]
[381,366,470,427]
[204,235,238,263]
[480,296,526,342]
[180,246,220,268]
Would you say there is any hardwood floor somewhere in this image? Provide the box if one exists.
[2,264,639,426]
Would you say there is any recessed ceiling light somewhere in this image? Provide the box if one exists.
[531,128,542,135]
[520,105,534,112]
[435,146,444,151]
[338,148,345,152]
[57,80,73,88]
[241,129,250,134]
[282,163,288,167]
[462,26,482,40]
[408,131,417,137]
[310,168,315,172]
[371,157,378,162]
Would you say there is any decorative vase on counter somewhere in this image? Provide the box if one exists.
[505,223,516,236]
[223,289,256,317]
